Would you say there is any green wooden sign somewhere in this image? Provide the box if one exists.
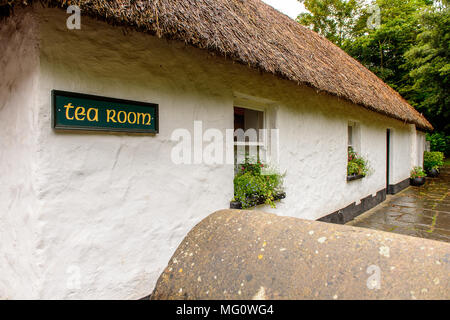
[52,90,159,133]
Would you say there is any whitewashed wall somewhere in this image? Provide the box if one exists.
[1,7,427,299]
[416,131,426,167]
[0,9,42,299]
[34,9,235,299]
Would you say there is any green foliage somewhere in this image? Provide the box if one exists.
[296,0,362,47]
[423,151,444,171]
[403,3,450,135]
[233,157,285,209]
[347,161,361,176]
[347,147,372,176]
[426,132,450,155]
[297,0,449,135]
[345,0,431,91]
[410,166,426,178]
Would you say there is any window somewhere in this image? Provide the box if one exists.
[347,121,365,180]
[234,106,266,166]
[348,125,353,149]
[347,121,360,153]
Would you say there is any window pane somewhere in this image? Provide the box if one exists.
[234,106,265,166]
[234,107,245,132]
[348,125,353,146]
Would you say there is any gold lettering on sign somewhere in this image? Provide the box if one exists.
[59,99,154,128]
[75,107,86,121]
[86,108,99,122]
[117,111,127,124]
[137,112,152,125]
[107,109,117,123]
[128,112,137,124]
[64,103,75,120]
[64,104,99,122]
[106,109,152,125]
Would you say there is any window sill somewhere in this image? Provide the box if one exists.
[347,174,365,182]
[230,192,286,209]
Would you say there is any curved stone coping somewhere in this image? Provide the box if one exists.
[151,210,449,300]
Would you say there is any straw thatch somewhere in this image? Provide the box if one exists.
[1,0,432,130]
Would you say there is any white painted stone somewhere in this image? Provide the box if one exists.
[0,8,42,299]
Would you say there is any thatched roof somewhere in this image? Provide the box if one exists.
[2,0,432,130]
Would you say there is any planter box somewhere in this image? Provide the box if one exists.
[410,177,426,186]
[347,174,364,182]
[230,192,286,209]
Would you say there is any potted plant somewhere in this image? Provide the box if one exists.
[231,156,285,209]
[427,166,440,178]
[347,147,372,181]
[423,151,444,177]
[410,167,426,186]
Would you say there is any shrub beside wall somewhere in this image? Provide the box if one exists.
[426,132,449,156]
[423,151,444,172]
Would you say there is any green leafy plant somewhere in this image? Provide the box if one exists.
[423,151,444,172]
[426,133,449,156]
[410,166,426,179]
[233,156,285,209]
[347,147,371,177]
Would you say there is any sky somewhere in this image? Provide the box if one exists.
[261,0,307,19]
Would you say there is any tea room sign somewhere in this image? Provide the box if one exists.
[52,90,159,133]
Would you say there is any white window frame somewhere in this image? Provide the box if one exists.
[234,104,267,165]
[348,120,361,153]
[233,92,278,167]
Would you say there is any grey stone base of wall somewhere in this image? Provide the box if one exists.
[318,189,387,224]
[387,178,410,195]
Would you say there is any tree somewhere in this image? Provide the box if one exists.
[297,0,433,90]
[343,0,432,91]
[296,0,362,47]
[402,1,449,136]
[297,0,449,137]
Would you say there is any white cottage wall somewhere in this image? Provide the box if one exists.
[35,9,235,299]
[417,131,426,167]
[1,7,426,299]
[0,10,42,299]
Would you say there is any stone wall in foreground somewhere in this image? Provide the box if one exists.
[152,210,450,300]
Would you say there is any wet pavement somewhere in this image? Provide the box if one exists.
[348,165,450,243]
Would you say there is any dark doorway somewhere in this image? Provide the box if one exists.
[386,129,391,192]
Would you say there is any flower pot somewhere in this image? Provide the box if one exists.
[427,168,439,178]
[347,174,364,182]
[410,177,425,186]
[230,192,286,209]
[274,192,286,200]
[230,201,242,209]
